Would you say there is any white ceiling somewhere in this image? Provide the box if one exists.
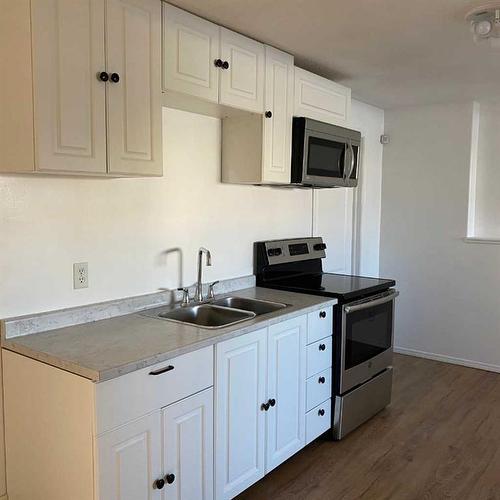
[168,0,500,109]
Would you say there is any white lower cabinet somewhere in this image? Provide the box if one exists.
[98,411,163,500]
[215,328,268,500]
[98,388,213,500]
[215,315,307,499]
[266,316,306,472]
[163,389,214,500]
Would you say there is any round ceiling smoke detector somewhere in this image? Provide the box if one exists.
[466,3,500,48]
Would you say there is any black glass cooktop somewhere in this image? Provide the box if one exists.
[264,273,396,302]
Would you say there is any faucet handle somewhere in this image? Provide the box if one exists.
[177,287,191,306]
[208,281,219,300]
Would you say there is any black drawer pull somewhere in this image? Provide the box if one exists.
[318,376,326,384]
[319,310,327,319]
[318,408,325,417]
[149,365,174,376]
[319,343,326,351]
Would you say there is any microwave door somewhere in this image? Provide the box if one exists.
[303,130,346,186]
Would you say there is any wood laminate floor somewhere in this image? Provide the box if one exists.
[237,354,500,500]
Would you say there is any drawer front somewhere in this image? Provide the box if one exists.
[96,346,213,434]
[306,399,331,444]
[306,368,331,412]
[306,336,332,378]
[307,305,333,344]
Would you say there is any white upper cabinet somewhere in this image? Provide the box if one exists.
[106,0,162,176]
[1,0,162,176]
[162,3,219,102]
[294,67,351,126]
[262,46,294,183]
[31,0,107,174]
[162,6,266,114]
[219,28,265,113]
[266,316,306,472]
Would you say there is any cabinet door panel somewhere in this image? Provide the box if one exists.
[219,28,265,113]
[215,329,267,500]
[98,411,162,500]
[262,46,294,184]
[31,0,107,173]
[163,388,214,500]
[294,67,351,126]
[106,0,162,175]
[163,4,219,102]
[266,315,306,472]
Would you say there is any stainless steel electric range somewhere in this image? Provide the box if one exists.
[254,236,398,440]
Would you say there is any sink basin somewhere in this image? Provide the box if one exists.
[212,296,288,316]
[158,304,255,329]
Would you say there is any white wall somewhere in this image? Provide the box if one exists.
[381,101,500,371]
[1,102,384,319]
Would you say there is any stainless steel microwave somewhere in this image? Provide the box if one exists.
[291,117,361,188]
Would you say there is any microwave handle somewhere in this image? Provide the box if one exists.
[346,141,355,180]
[342,142,350,180]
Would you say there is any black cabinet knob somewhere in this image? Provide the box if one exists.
[154,478,165,490]
[318,409,325,417]
[319,343,326,351]
[214,58,223,67]
[319,311,326,319]
[222,60,229,69]
[165,473,175,484]
[265,111,272,118]
[261,402,270,411]
[110,72,120,83]
[269,398,276,407]
[318,376,325,384]
[98,71,109,82]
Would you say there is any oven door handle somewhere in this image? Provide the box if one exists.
[344,290,399,314]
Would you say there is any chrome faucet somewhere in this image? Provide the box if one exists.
[195,247,212,302]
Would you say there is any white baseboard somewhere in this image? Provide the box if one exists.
[394,346,500,374]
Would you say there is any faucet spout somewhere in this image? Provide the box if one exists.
[195,247,212,302]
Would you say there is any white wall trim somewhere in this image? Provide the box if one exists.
[463,237,500,245]
[466,101,480,238]
[394,346,500,374]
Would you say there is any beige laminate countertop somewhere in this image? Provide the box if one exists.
[2,287,336,382]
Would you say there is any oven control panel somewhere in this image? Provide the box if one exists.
[261,237,327,265]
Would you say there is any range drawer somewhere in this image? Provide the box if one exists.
[306,336,332,378]
[306,368,331,412]
[96,345,213,434]
[307,305,333,344]
[306,398,331,444]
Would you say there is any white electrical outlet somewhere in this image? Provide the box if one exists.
[73,262,89,289]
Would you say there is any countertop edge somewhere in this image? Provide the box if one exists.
[2,294,337,383]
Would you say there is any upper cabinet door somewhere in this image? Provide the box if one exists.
[215,328,267,500]
[98,411,162,500]
[163,4,219,103]
[31,0,107,174]
[219,28,265,113]
[294,67,351,126]
[266,315,306,472]
[163,388,214,500]
[106,0,162,176]
[262,46,294,184]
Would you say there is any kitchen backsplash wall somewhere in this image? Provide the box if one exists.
[0,102,384,318]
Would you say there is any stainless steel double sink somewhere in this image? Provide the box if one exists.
[155,296,288,329]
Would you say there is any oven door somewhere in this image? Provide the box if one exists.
[339,290,399,394]
[302,130,349,187]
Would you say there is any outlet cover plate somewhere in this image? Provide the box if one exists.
[73,262,89,289]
